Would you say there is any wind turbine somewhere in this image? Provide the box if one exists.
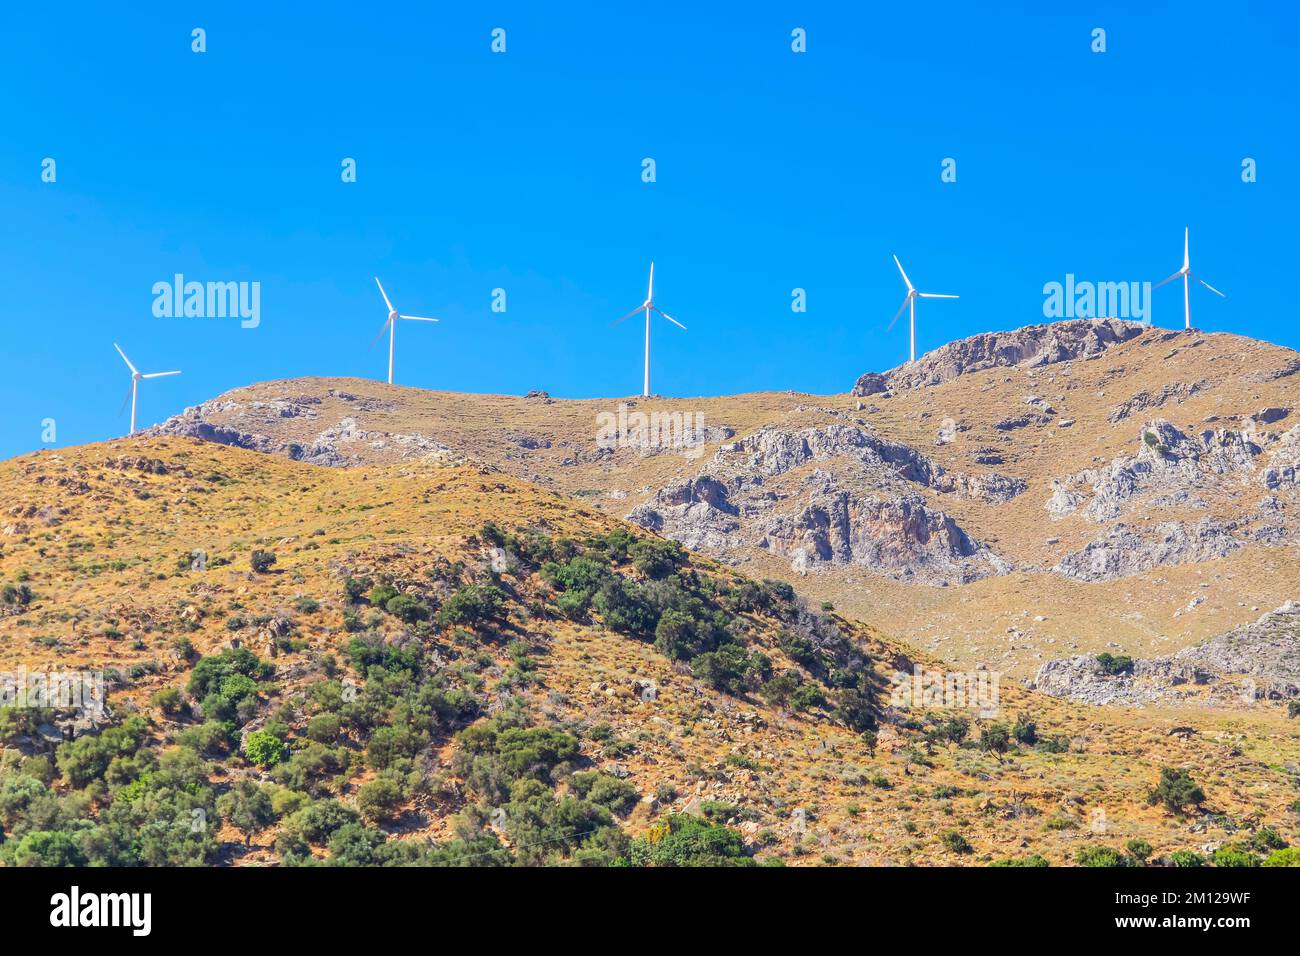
[114,344,180,436]
[370,277,439,384]
[1154,227,1225,330]
[887,255,959,363]
[611,261,686,397]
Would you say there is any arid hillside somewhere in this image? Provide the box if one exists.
[145,320,1300,678]
[1,436,1298,867]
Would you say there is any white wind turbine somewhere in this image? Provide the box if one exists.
[887,255,959,363]
[1154,227,1225,330]
[611,261,686,397]
[369,276,440,384]
[114,344,180,436]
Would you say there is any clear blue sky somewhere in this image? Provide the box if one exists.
[2,1,1296,459]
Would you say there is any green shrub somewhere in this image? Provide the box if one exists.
[1096,653,1134,676]
[384,593,431,623]
[243,730,288,768]
[250,550,277,574]
[991,854,1050,867]
[942,831,973,854]
[357,777,405,823]
[438,584,507,627]
[1169,850,1205,867]
[1148,767,1205,814]
[1076,845,1129,867]
[1262,847,1300,867]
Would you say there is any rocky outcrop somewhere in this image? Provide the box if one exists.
[150,403,452,467]
[1107,380,1208,423]
[1048,420,1275,523]
[852,318,1148,394]
[627,423,1016,584]
[1053,520,1245,581]
[1032,602,1300,706]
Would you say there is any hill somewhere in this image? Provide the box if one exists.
[2,436,1298,866]
[146,320,1300,679]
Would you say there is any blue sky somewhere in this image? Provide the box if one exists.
[1,1,1296,459]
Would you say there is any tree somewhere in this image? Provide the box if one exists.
[979,724,1011,757]
[217,779,276,845]
[1148,767,1205,815]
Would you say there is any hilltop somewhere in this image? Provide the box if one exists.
[144,320,1300,679]
[3,436,1298,866]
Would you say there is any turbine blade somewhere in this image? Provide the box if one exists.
[892,255,914,292]
[1192,274,1226,297]
[374,276,395,313]
[886,295,910,332]
[113,343,138,375]
[398,315,440,322]
[118,383,133,416]
[917,293,959,299]
[610,305,646,327]
[368,315,394,350]
[1153,270,1182,289]
[142,371,181,378]
[648,262,655,301]
[654,306,686,330]
[1183,227,1190,271]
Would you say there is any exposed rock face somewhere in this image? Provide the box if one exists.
[758,491,1008,584]
[1107,380,1208,422]
[627,423,1017,584]
[1032,602,1300,706]
[1053,519,1245,581]
[1048,420,1265,523]
[852,318,1148,395]
[150,402,452,467]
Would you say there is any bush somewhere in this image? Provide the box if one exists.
[1076,846,1129,867]
[357,777,405,823]
[1125,839,1153,864]
[1096,653,1134,676]
[1262,847,1300,867]
[1211,845,1259,868]
[942,831,973,854]
[1169,850,1205,867]
[568,772,639,816]
[629,539,686,579]
[1011,714,1038,745]
[384,593,431,623]
[979,724,1011,755]
[243,730,288,768]
[627,813,754,867]
[438,585,507,627]
[216,779,276,844]
[1148,767,1205,815]
[991,854,1050,867]
[691,645,767,695]
[150,687,184,716]
[305,714,341,743]
[250,550,277,574]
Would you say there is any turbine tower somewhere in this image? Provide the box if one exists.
[370,277,440,385]
[114,344,180,436]
[611,262,686,396]
[887,255,959,363]
[1154,228,1225,330]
